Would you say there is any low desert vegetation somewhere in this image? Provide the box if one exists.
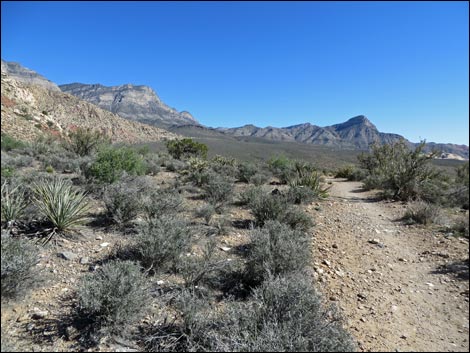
[5,130,468,352]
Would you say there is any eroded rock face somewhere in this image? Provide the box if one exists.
[1,59,60,92]
[1,74,178,143]
[59,83,199,127]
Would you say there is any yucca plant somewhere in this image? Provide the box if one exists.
[32,178,90,238]
[1,182,27,225]
[288,170,330,199]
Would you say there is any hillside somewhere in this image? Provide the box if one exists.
[0,73,177,143]
[1,59,60,92]
[59,82,199,128]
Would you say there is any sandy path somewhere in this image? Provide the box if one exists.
[310,178,469,352]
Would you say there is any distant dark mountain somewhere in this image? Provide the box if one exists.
[218,116,468,159]
[59,82,199,128]
[1,59,60,91]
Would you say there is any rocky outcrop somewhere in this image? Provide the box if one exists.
[59,83,199,128]
[1,74,178,143]
[1,59,60,92]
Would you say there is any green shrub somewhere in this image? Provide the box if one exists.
[450,162,469,209]
[1,182,27,225]
[1,232,40,300]
[245,221,311,285]
[248,191,287,226]
[76,260,150,336]
[358,140,444,202]
[335,165,367,181]
[268,155,296,184]
[85,146,146,183]
[102,176,153,226]
[45,165,55,173]
[142,188,184,220]
[1,134,25,152]
[32,177,90,232]
[135,215,191,272]
[63,127,109,157]
[1,152,33,169]
[402,201,443,225]
[166,138,208,160]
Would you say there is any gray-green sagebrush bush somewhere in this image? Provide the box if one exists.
[245,221,311,285]
[1,232,41,300]
[76,260,150,336]
[135,215,191,272]
[149,273,356,352]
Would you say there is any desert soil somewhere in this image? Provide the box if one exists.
[310,178,469,352]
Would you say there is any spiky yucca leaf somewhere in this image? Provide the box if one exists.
[1,182,27,224]
[288,171,330,199]
[32,178,90,231]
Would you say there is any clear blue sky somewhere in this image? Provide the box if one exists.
[1,1,468,145]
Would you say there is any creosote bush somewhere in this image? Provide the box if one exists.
[76,260,150,336]
[63,127,109,157]
[1,133,26,152]
[85,146,146,184]
[1,232,40,300]
[359,140,445,202]
[135,215,191,272]
[166,138,208,160]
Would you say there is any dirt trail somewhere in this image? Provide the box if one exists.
[310,178,469,352]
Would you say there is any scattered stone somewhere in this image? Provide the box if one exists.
[360,317,366,323]
[26,323,35,331]
[357,293,367,301]
[219,246,231,252]
[322,259,331,267]
[332,244,338,249]
[426,282,434,288]
[368,239,380,245]
[398,258,407,262]
[100,242,110,247]
[31,309,48,320]
[58,251,78,261]
[65,326,78,341]
[156,280,164,285]
[80,257,89,265]
[391,305,399,312]
[95,235,103,240]
[400,334,407,339]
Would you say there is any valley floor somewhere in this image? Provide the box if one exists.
[310,179,469,352]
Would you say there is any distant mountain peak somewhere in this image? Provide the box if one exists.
[1,59,60,91]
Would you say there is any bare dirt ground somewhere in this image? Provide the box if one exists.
[310,178,469,352]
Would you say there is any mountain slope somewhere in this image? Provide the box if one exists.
[220,116,468,159]
[1,59,60,92]
[1,73,177,143]
[59,82,198,128]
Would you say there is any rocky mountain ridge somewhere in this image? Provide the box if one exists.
[1,59,60,92]
[1,73,177,144]
[218,116,469,159]
[59,82,199,128]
